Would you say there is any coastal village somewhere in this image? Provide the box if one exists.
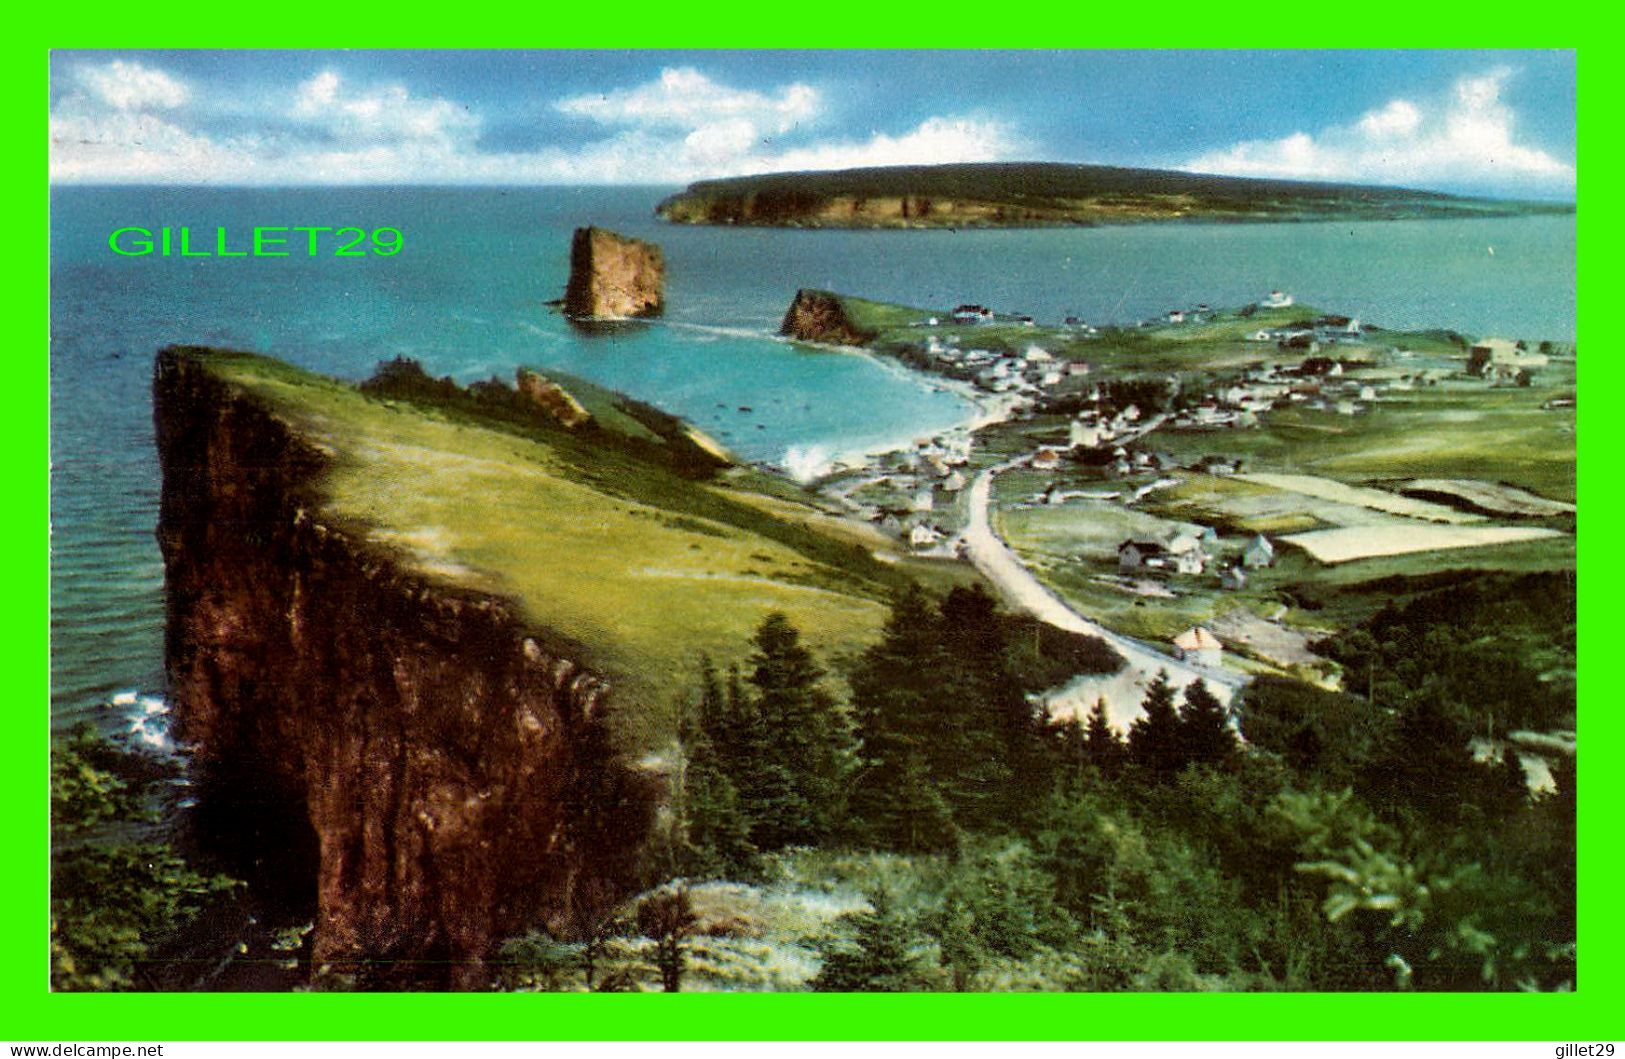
[785,287,1575,741]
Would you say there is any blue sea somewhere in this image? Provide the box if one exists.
[48,185,1577,734]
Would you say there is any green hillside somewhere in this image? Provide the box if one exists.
[192,350,931,752]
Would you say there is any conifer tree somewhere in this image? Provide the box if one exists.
[1178,679,1237,767]
[850,586,944,749]
[848,586,947,830]
[1084,697,1126,776]
[935,585,1025,826]
[812,889,932,992]
[1128,670,1185,776]
[635,887,696,993]
[875,750,957,853]
[679,657,756,875]
[741,612,852,849]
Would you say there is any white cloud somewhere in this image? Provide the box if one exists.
[74,59,189,110]
[762,116,1016,172]
[1357,99,1421,139]
[1185,69,1573,193]
[556,67,818,134]
[291,70,478,149]
[50,108,236,182]
[546,68,1018,182]
[50,60,1020,185]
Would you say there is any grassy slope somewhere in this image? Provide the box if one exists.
[197,351,907,754]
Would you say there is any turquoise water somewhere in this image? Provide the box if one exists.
[48,186,1576,730]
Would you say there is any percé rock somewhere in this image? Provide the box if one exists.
[780,288,875,347]
[563,227,665,320]
[153,347,656,989]
[515,368,592,429]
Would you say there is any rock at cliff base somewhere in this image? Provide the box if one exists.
[563,227,665,320]
[515,368,592,429]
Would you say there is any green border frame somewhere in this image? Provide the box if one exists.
[20,16,1606,1041]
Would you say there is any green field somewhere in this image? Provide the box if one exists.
[1147,370,1577,502]
[199,351,917,754]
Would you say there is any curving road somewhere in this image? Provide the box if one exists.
[955,455,1247,707]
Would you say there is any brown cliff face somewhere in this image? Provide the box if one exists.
[562,227,665,320]
[779,289,875,347]
[153,347,656,989]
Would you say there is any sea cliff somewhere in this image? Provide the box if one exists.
[153,347,656,988]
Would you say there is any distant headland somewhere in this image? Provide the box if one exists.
[655,162,1575,230]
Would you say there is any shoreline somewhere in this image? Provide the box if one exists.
[771,331,1023,481]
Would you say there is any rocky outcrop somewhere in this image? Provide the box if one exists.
[563,227,665,320]
[779,289,875,347]
[515,368,591,429]
[153,347,656,989]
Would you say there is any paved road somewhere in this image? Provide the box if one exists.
[956,455,1247,699]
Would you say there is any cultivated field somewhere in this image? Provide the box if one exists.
[1280,524,1567,564]
[1236,472,1484,523]
[1399,477,1577,518]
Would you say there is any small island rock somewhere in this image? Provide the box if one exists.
[563,227,665,320]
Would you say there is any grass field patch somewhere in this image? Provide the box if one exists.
[1281,524,1566,564]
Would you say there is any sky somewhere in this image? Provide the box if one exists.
[47,50,1577,199]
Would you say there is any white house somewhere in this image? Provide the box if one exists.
[1242,534,1275,569]
[1262,290,1294,309]
[909,523,942,550]
[1468,338,1548,381]
[1165,532,1208,574]
[1069,421,1101,449]
[1171,548,1207,575]
[1172,626,1223,667]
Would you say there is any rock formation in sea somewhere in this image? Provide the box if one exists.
[779,288,874,346]
[562,227,665,320]
[152,346,656,989]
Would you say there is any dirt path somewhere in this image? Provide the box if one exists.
[955,454,1246,729]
